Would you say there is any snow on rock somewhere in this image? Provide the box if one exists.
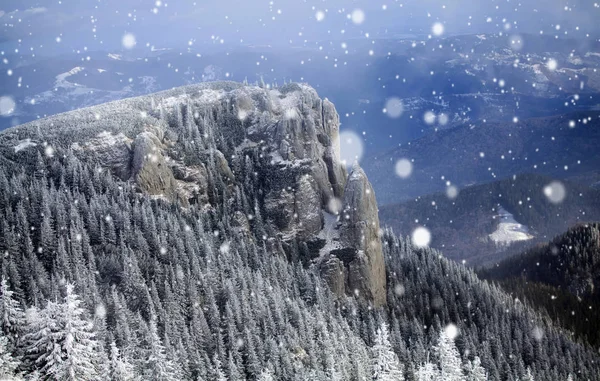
[489,206,534,245]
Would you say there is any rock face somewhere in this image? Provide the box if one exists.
[0,81,386,306]
[321,163,387,307]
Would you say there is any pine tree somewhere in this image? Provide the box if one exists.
[109,341,138,381]
[144,316,180,381]
[466,356,487,381]
[0,335,20,379]
[0,277,25,347]
[212,354,228,381]
[371,322,404,381]
[54,284,100,380]
[523,367,535,381]
[22,284,100,380]
[435,329,465,381]
[257,367,275,381]
[416,362,440,381]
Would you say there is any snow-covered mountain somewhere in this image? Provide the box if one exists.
[0,81,597,380]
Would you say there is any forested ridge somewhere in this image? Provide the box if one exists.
[0,145,595,380]
[480,223,600,348]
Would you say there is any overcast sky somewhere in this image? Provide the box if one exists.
[0,0,598,55]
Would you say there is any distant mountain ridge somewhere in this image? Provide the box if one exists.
[365,111,600,205]
[379,173,600,265]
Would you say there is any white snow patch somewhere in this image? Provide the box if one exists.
[160,89,224,110]
[318,212,342,257]
[489,206,533,244]
[14,139,37,152]
[55,67,84,83]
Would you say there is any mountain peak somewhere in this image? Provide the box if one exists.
[0,81,387,305]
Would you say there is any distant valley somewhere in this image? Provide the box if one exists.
[378,173,600,266]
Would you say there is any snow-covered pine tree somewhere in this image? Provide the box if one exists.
[51,284,100,380]
[466,356,487,380]
[0,277,25,347]
[435,329,465,381]
[0,335,20,380]
[109,341,138,381]
[212,354,228,381]
[144,315,180,381]
[416,361,440,381]
[371,322,404,380]
[22,303,60,374]
[523,367,535,381]
[257,367,275,381]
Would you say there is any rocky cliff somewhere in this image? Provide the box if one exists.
[0,81,386,306]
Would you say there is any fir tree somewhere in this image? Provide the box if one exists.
[416,362,439,381]
[22,284,100,380]
[371,322,404,381]
[0,277,24,349]
[109,341,138,381]
[434,329,465,381]
[466,356,487,381]
[0,335,20,380]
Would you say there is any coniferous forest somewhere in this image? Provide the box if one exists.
[0,81,597,380]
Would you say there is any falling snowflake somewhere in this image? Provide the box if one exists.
[444,324,459,339]
[432,22,444,36]
[394,284,405,296]
[351,9,365,25]
[384,97,404,119]
[543,181,566,204]
[446,185,459,199]
[395,159,413,179]
[547,59,558,71]
[44,145,54,158]
[122,33,137,49]
[339,130,364,166]
[315,10,325,22]
[412,226,431,248]
[423,111,436,125]
[327,197,343,215]
[0,96,16,116]
[438,113,449,126]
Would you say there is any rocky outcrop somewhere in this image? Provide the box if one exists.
[0,81,386,306]
[321,163,387,307]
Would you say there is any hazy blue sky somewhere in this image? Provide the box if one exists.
[1,0,598,55]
